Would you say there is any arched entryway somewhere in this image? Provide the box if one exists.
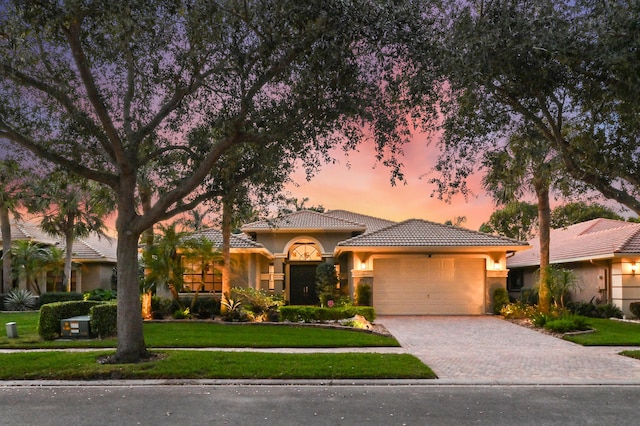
[287,239,322,305]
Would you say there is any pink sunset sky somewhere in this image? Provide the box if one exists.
[284,132,498,230]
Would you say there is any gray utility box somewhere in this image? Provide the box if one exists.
[61,315,91,338]
[6,322,18,338]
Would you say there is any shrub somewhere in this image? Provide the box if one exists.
[492,288,510,315]
[355,283,372,306]
[39,292,83,306]
[38,300,102,340]
[151,296,175,319]
[566,301,598,317]
[315,262,338,302]
[630,302,640,319]
[279,305,376,323]
[544,315,590,333]
[3,288,38,311]
[173,307,191,319]
[519,288,538,305]
[90,303,117,338]
[185,296,219,319]
[499,302,536,319]
[596,303,623,319]
[83,289,117,301]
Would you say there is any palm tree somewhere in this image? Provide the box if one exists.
[482,127,570,313]
[0,159,27,293]
[10,240,50,295]
[28,171,114,292]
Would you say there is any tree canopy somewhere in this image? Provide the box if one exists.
[550,202,624,229]
[0,0,417,362]
[416,0,640,213]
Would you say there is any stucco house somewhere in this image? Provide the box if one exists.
[507,218,640,316]
[0,220,117,293]
[186,210,529,315]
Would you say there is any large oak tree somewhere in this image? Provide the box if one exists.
[0,0,415,362]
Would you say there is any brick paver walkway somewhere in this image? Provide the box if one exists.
[378,316,640,384]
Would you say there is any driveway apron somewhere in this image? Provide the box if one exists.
[378,316,640,384]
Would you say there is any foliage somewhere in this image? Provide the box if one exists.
[38,301,102,340]
[479,201,539,240]
[3,288,37,311]
[172,307,191,320]
[231,287,284,322]
[544,315,590,334]
[630,302,640,319]
[83,289,117,301]
[220,294,246,322]
[279,306,376,323]
[545,266,580,308]
[39,292,83,306]
[499,302,537,319]
[90,303,117,338]
[26,169,114,292]
[0,0,416,362]
[0,159,28,294]
[519,288,539,306]
[596,304,623,320]
[566,301,623,319]
[492,288,510,315]
[315,262,339,304]
[9,241,61,295]
[355,283,372,306]
[550,202,624,229]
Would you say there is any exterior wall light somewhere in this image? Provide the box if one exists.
[632,263,637,275]
[494,261,501,270]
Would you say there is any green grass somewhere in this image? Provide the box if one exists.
[563,318,640,346]
[0,312,399,348]
[0,350,436,380]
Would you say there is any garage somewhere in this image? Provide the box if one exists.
[372,256,486,315]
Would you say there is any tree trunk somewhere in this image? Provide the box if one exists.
[0,204,12,293]
[114,183,147,363]
[535,182,551,314]
[64,228,74,292]
[221,199,232,310]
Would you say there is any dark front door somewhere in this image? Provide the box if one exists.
[289,264,319,305]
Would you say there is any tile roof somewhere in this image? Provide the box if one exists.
[337,219,529,248]
[3,221,116,263]
[188,228,266,249]
[241,210,366,232]
[324,210,396,233]
[508,218,640,267]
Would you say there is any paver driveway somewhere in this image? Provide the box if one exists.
[378,316,640,384]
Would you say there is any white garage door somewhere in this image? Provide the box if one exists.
[372,257,485,315]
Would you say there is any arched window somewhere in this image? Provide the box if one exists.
[289,242,321,261]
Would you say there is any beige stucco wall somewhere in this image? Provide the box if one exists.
[78,263,115,293]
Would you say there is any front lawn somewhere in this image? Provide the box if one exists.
[0,312,399,348]
[0,312,433,380]
[563,318,640,346]
[0,350,436,380]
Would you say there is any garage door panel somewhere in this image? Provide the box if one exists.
[372,257,485,315]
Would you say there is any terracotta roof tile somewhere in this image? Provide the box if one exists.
[3,221,116,262]
[189,228,265,249]
[241,210,366,232]
[324,210,396,233]
[338,219,529,248]
[508,218,640,267]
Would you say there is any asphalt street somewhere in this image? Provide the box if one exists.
[1,384,640,425]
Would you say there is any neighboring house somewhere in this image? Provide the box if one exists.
[186,210,529,315]
[507,218,640,316]
[0,220,117,293]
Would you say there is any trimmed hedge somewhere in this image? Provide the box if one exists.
[630,302,640,319]
[38,292,83,307]
[90,303,117,338]
[492,288,510,315]
[279,305,376,323]
[38,300,102,340]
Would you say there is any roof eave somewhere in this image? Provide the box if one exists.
[335,244,530,257]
